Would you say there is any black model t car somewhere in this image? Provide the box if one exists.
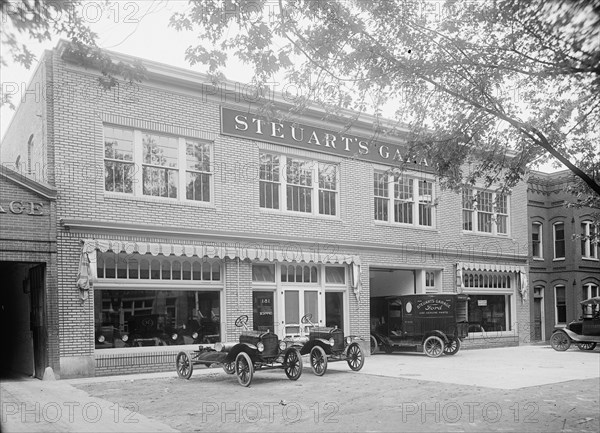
[282,314,365,376]
[371,294,469,357]
[550,296,600,351]
[122,314,180,347]
[176,315,303,386]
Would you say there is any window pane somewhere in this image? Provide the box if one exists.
[326,292,344,328]
[556,286,566,323]
[554,224,565,258]
[325,267,345,284]
[467,294,509,332]
[285,291,300,324]
[304,291,319,323]
[252,264,275,282]
[253,291,274,331]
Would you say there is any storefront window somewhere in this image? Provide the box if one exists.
[94,289,220,349]
[467,295,510,332]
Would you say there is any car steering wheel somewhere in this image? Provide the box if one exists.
[301,313,314,325]
[235,315,249,329]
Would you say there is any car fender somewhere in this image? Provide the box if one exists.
[223,343,258,363]
[299,340,322,355]
[552,328,589,342]
[422,331,449,345]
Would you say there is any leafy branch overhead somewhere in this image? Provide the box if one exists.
[170,0,600,199]
[1,0,145,108]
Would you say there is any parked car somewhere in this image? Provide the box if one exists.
[370,294,469,357]
[282,314,365,376]
[123,314,180,347]
[550,296,600,351]
[176,314,303,386]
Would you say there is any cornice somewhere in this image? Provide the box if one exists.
[0,166,57,200]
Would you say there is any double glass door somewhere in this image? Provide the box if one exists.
[282,288,322,337]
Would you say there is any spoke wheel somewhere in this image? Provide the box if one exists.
[223,362,235,374]
[310,346,328,376]
[550,331,571,351]
[176,352,193,379]
[444,338,461,355]
[370,335,378,355]
[235,352,254,387]
[346,343,365,371]
[423,336,445,358]
[576,342,596,351]
[284,349,303,380]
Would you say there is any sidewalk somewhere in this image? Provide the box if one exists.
[1,376,177,432]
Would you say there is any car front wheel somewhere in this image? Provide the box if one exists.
[176,352,193,379]
[423,336,445,358]
[347,343,364,371]
[284,348,303,380]
[550,331,571,351]
[235,352,254,387]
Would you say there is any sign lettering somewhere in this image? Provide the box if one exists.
[0,201,45,216]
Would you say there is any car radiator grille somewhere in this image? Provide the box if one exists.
[262,334,279,357]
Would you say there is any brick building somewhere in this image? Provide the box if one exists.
[527,171,600,341]
[1,41,530,378]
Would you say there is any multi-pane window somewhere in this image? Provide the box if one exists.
[581,221,598,259]
[583,283,599,315]
[553,222,565,259]
[374,172,389,221]
[259,152,338,217]
[532,222,543,259]
[142,133,179,198]
[375,171,435,227]
[555,285,566,323]
[280,263,318,283]
[102,125,212,203]
[186,141,211,202]
[104,126,134,193]
[462,188,510,235]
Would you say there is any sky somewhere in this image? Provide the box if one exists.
[0,0,566,173]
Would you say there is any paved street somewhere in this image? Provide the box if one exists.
[1,344,599,432]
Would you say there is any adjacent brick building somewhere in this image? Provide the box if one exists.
[1,41,530,378]
[527,171,600,341]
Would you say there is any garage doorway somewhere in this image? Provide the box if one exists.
[0,262,47,379]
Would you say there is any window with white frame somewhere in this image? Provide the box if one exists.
[582,283,599,315]
[532,222,543,259]
[425,271,436,293]
[580,221,598,259]
[553,222,565,259]
[103,125,212,202]
[374,171,435,227]
[462,187,509,235]
[555,285,566,323]
[259,152,338,216]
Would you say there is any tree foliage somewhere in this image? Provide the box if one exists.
[170,0,600,201]
[1,0,144,109]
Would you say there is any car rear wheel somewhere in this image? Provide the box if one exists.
[310,346,328,376]
[347,343,365,371]
[370,336,378,355]
[444,339,461,355]
[550,331,571,351]
[423,336,445,358]
[222,362,235,374]
[235,352,254,387]
[176,352,193,379]
[284,349,303,380]
[576,342,597,351]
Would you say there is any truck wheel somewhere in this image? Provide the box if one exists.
[423,336,445,358]
[235,352,254,387]
[576,342,596,351]
[176,352,193,379]
[310,346,328,376]
[444,339,461,355]
[550,331,571,351]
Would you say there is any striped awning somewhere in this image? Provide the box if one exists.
[458,262,526,273]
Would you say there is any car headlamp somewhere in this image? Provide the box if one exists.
[346,336,352,345]
[215,342,223,352]
[279,341,287,351]
[98,335,105,343]
[192,332,198,339]
[121,334,129,342]
[328,338,335,346]
[257,342,264,352]
[171,333,178,340]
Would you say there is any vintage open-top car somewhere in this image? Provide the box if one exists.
[282,314,364,376]
[550,296,600,351]
[370,294,469,357]
[176,315,303,386]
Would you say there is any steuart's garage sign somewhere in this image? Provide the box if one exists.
[220,106,419,166]
[0,200,44,216]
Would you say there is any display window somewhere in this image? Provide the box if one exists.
[467,294,511,332]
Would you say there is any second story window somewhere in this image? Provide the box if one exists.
[462,188,510,236]
[259,152,339,217]
[103,125,213,203]
[532,222,543,259]
[581,221,598,259]
[553,222,565,260]
[374,171,435,227]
